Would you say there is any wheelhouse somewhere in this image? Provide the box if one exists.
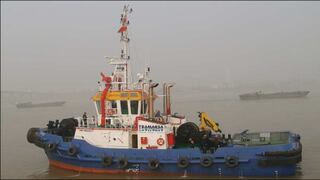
[92,90,148,127]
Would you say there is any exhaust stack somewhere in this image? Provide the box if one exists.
[165,83,174,115]
[148,82,159,119]
[163,83,167,116]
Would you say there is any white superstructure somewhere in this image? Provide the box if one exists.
[74,5,186,149]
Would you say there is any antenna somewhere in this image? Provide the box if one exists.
[105,5,133,90]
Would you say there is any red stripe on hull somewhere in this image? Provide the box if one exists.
[49,160,123,174]
[49,160,185,176]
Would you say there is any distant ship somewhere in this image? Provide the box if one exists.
[16,101,66,109]
[239,91,310,100]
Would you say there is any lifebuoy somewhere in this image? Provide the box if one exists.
[225,156,239,168]
[45,143,57,152]
[102,156,113,166]
[118,157,128,169]
[148,158,160,170]
[200,156,213,167]
[68,146,78,156]
[157,138,165,146]
[177,156,189,168]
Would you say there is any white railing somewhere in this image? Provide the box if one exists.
[74,116,134,129]
[75,117,98,128]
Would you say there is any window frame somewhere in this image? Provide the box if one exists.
[130,100,139,115]
[120,100,129,115]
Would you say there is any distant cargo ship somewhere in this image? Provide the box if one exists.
[16,101,66,109]
[239,91,310,100]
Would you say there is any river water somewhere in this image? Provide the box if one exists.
[1,89,320,179]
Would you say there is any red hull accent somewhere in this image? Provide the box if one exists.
[48,159,186,176]
[49,160,123,174]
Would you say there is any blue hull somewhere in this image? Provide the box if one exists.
[29,128,301,177]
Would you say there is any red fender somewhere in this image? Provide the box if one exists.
[100,72,112,127]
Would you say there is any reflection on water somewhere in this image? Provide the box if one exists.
[26,165,305,180]
[1,90,320,179]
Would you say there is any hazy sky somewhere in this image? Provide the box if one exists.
[1,1,320,92]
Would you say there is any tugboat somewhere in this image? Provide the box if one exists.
[27,5,302,177]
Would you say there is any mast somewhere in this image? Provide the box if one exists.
[106,5,133,90]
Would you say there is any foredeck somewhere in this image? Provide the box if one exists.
[232,131,290,146]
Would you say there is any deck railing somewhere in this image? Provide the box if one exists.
[74,116,134,129]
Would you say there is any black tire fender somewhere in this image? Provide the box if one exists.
[200,156,213,167]
[177,156,189,168]
[45,143,57,152]
[225,156,239,168]
[118,157,128,169]
[102,156,113,166]
[27,128,38,143]
[67,145,78,156]
[148,158,160,170]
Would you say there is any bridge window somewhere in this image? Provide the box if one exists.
[121,100,128,114]
[130,100,138,114]
[111,100,117,109]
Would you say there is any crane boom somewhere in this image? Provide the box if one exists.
[198,112,222,133]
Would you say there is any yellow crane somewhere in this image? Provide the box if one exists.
[198,112,222,133]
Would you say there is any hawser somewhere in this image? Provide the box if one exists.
[27,5,302,177]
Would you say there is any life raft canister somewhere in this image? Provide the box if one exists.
[118,157,128,169]
[177,156,189,168]
[148,158,160,170]
[67,145,78,156]
[225,155,239,168]
[157,138,165,146]
[200,156,213,167]
[102,156,113,166]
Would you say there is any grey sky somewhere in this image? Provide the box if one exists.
[1,1,320,92]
